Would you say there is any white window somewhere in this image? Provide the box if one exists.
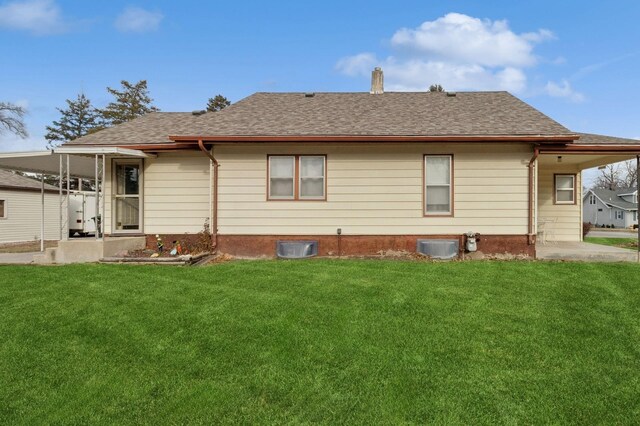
[0,200,5,218]
[555,175,576,204]
[424,155,453,215]
[299,156,325,199]
[268,155,326,201]
[615,210,624,220]
[268,156,295,199]
[589,194,596,205]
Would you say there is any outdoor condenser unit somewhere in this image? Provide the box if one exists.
[276,241,319,259]
[416,239,459,260]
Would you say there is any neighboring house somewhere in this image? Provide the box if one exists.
[584,188,638,228]
[0,169,59,244]
[5,68,640,258]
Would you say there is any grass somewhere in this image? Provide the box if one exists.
[585,236,639,251]
[1,260,640,424]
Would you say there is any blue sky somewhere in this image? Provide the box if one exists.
[1,0,639,184]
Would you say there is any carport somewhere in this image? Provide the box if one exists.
[0,147,152,254]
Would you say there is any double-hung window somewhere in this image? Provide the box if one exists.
[589,194,596,205]
[0,200,5,218]
[424,155,453,215]
[615,210,624,220]
[268,155,326,200]
[554,174,576,204]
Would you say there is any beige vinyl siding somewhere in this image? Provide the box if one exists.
[0,189,60,243]
[537,165,582,242]
[143,151,210,234]
[215,143,531,235]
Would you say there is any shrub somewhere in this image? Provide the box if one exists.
[582,222,593,239]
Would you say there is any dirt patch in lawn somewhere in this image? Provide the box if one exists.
[0,241,57,253]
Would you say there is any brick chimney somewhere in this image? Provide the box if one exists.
[370,67,384,94]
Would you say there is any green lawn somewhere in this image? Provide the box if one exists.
[1,260,640,424]
[585,236,639,251]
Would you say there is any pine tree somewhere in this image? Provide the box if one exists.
[100,80,159,126]
[45,93,102,148]
[206,94,231,112]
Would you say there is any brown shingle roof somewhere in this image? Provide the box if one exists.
[65,91,576,146]
[0,169,58,191]
[65,112,197,146]
[181,91,574,137]
[577,133,640,145]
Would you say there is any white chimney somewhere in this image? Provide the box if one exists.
[370,67,384,94]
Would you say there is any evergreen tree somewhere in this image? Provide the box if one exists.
[0,102,28,139]
[206,94,231,112]
[45,93,102,148]
[100,80,159,126]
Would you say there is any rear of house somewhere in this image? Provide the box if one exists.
[53,70,640,258]
[0,169,59,244]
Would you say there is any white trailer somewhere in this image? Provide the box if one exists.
[68,192,97,237]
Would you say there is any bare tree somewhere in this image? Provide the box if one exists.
[621,160,638,189]
[593,163,624,190]
[428,84,445,92]
[0,102,28,139]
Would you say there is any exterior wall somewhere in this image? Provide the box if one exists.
[537,165,582,242]
[0,189,61,243]
[215,143,532,236]
[104,151,211,235]
[583,192,610,226]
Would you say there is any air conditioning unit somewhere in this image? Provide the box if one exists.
[276,241,319,259]
[416,239,459,260]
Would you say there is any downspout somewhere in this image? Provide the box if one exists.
[198,139,219,251]
[528,145,540,245]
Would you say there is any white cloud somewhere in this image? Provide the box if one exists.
[335,53,377,77]
[336,13,557,94]
[545,79,585,102]
[115,6,163,33]
[0,0,66,35]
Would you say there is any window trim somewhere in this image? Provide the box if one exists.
[423,154,454,217]
[554,174,576,205]
[0,199,6,219]
[267,155,327,201]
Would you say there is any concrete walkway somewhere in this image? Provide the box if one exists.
[0,252,37,264]
[537,242,639,262]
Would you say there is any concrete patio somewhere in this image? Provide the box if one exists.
[537,241,639,262]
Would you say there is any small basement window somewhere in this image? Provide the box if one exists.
[416,239,459,260]
[554,174,576,204]
[276,241,318,259]
[0,200,5,218]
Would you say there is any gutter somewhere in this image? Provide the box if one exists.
[528,145,540,245]
[197,139,219,252]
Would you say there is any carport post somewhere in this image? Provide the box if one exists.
[40,174,45,252]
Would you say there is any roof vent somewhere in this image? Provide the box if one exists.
[192,110,207,116]
[416,239,459,260]
[276,240,318,259]
[446,92,457,97]
[370,67,384,95]
[304,92,315,98]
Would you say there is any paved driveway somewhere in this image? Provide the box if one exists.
[0,252,36,264]
[588,230,638,239]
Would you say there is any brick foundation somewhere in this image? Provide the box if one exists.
[214,234,535,258]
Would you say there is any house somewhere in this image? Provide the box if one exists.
[0,169,60,244]
[3,68,640,259]
[583,188,638,228]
